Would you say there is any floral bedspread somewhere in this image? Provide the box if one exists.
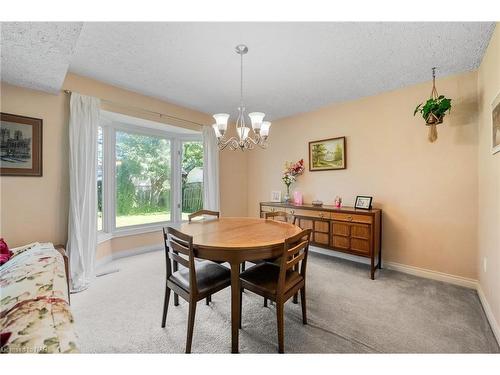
[1,243,78,353]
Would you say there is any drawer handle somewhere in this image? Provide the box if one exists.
[290,209,295,214]
[347,216,353,221]
[319,213,324,218]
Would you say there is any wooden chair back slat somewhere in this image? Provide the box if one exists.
[286,250,306,271]
[169,239,191,256]
[163,226,198,295]
[277,229,312,294]
[168,251,190,268]
[265,211,288,221]
[188,210,220,222]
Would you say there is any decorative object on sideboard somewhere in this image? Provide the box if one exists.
[334,196,342,208]
[491,90,500,155]
[282,159,305,202]
[293,191,303,205]
[355,195,373,210]
[1,113,42,177]
[211,45,271,151]
[271,190,282,203]
[309,136,346,171]
[413,67,452,143]
[311,200,323,207]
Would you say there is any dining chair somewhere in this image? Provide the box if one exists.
[238,228,312,353]
[182,209,221,305]
[188,209,220,222]
[264,210,297,224]
[252,211,299,306]
[161,226,231,353]
[242,211,297,273]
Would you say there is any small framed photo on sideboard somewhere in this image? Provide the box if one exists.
[271,191,282,202]
[355,196,372,210]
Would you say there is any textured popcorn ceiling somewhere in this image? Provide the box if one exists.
[1,22,495,120]
[1,22,83,93]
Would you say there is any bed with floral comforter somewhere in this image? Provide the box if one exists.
[0,242,78,353]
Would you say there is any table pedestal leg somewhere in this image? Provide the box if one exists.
[230,262,240,353]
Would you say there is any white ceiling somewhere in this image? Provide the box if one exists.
[1,22,83,93]
[1,22,495,120]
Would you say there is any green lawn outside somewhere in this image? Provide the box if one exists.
[116,212,171,227]
[114,211,193,228]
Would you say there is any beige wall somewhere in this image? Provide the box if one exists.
[247,71,479,279]
[1,73,248,255]
[1,83,70,247]
[477,25,500,334]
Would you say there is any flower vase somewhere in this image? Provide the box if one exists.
[283,185,291,203]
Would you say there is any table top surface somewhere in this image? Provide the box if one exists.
[179,217,301,249]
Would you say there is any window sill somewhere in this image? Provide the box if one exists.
[97,232,112,244]
[97,221,187,244]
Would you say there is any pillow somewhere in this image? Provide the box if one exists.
[0,238,11,265]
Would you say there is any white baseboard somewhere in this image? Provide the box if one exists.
[476,283,500,345]
[95,243,163,270]
[384,261,478,289]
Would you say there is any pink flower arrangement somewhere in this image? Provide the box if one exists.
[282,159,305,199]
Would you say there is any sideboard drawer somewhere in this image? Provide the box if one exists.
[332,235,350,250]
[261,205,286,213]
[331,212,372,224]
[350,238,370,255]
[332,222,350,236]
[287,208,331,220]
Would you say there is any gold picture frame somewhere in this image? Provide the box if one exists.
[492,90,500,155]
[309,136,346,171]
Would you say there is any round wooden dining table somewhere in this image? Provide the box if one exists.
[179,217,301,353]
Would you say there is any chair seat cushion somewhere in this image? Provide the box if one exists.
[169,260,230,295]
[239,263,303,296]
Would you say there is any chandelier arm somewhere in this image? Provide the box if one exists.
[217,136,240,151]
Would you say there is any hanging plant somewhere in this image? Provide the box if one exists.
[413,68,452,142]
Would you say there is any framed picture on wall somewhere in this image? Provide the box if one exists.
[0,113,43,176]
[355,195,372,210]
[492,91,500,155]
[309,136,346,171]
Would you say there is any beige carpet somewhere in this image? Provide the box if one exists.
[71,249,499,353]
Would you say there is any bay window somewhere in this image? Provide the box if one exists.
[97,112,203,240]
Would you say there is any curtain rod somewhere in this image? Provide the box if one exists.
[63,89,205,128]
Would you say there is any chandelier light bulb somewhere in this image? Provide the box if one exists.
[260,121,271,138]
[248,112,265,133]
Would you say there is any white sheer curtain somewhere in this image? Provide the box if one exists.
[202,125,220,211]
[67,93,100,293]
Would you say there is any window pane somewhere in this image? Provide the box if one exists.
[97,126,103,231]
[181,141,203,220]
[115,130,171,227]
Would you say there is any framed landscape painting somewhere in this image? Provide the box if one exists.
[309,136,346,171]
[492,91,500,155]
[1,113,42,176]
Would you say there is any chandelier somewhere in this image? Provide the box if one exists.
[212,44,271,151]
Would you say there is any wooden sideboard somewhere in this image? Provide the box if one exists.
[260,202,382,279]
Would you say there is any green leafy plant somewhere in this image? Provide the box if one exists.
[414,95,452,123]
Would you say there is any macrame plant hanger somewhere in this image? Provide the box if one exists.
[427,67,440,143]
